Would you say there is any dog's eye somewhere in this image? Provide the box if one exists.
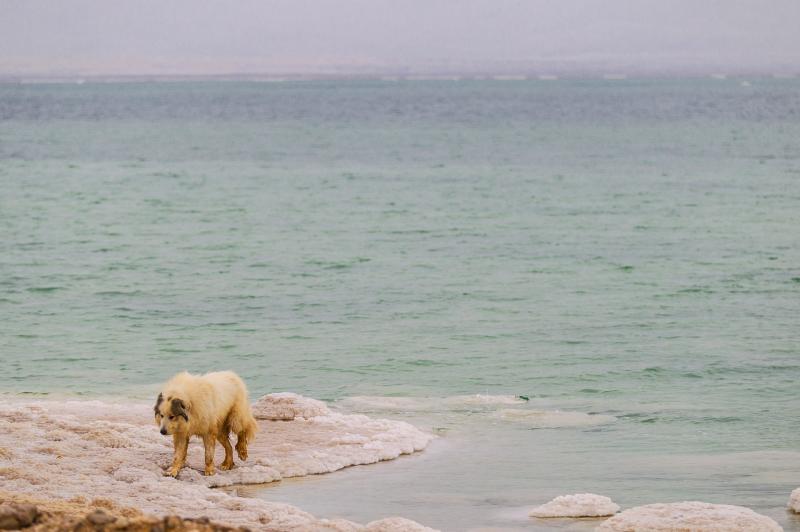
[169,415,175,420]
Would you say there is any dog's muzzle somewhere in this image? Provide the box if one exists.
[160,427,167,435]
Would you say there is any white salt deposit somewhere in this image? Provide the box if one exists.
[364,517,438,531]
[788,487,800,513]
[0,395,435,531]
[596,501,782,531]
[529,493,620,518]
[252,392,331,420]
[494,409,616,428]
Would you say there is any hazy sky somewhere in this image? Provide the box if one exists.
[2,0,799,76]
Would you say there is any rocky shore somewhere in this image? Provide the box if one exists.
[1,491,247,531]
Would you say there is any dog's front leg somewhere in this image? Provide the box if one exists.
[166,433,188,477]
[202,433,216,476]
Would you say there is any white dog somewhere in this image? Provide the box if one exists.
[154,371,258,477]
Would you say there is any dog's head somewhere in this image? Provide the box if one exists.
[153,393,189,435]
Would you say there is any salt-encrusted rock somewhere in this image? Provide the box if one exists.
[0,502,39,529]
[596,501,782,531]
[251,392,330,420]
[309,518,363,531]
[529,493,619,518]
[788,487,800,513]
[365,516,439,531]
[0,497,249,531]
[86,508,117,525]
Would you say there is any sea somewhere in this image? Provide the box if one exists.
[1,79,799,531]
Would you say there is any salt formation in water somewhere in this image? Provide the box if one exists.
[363,517,437,531]
[529,493,620,518]
[0,395,435,531]
[596,501,781,531]
[494,409,616,428]
[789,487,800,513]
[338,395,526,413]
[252,392,330,420]
[442,395,528,407]
[338,395,615,429]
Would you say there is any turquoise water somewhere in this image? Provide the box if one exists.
[2,80,800,530]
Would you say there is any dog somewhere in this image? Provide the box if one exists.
[154,371,258,477]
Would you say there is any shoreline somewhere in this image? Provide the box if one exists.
[0,394,436,531]
[2,393,799,530]
[0,490,435,531]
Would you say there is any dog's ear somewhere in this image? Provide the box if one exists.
[154,393,164,416]
[170,398,189,421]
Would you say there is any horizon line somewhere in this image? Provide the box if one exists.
[1,71,799,84]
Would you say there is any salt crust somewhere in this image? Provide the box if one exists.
[0,395,436,531]
[596,501,782,532]
[789,488,800,513]
[252,393,330,420]
[529,493,619,518]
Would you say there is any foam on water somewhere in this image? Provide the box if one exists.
[338,395,615,429]
[494,409,616,428]
[337,395,527,413]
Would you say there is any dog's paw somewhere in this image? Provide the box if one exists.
[164,468,180,478]
[219,461,234,471]
[203,466,215,476]
[235,440,248,461]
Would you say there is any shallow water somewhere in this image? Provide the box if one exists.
[1,79,800,530]
[248,398,800,530]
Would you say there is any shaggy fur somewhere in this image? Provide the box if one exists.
[154,371,258,477]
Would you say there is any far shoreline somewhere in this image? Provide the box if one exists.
[1,72,798,85]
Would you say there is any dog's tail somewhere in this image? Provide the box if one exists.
[230,396,258,444]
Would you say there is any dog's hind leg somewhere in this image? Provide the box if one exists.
[166,434,189,477]
[235,431,249,461]
[202,433,217,476]
[229,400,257,462]
[217,431,234,470]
